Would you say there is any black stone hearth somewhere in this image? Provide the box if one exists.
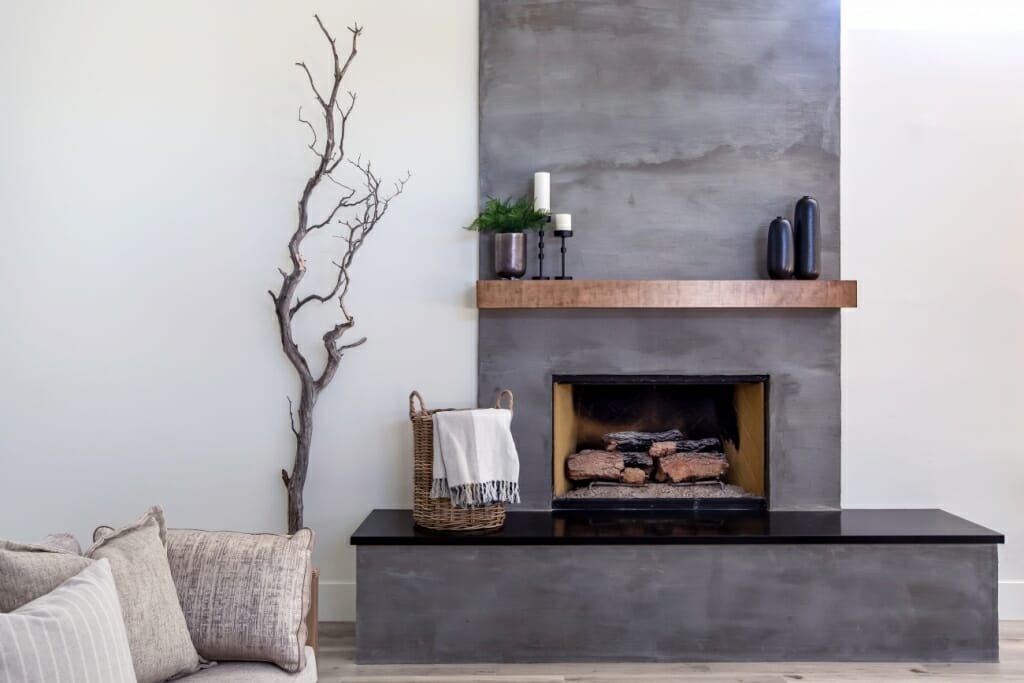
[353,509,1004,546]
[353,509,1002,664]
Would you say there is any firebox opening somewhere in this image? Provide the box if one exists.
[552,375,768,509]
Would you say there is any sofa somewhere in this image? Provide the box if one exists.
[0,506,318,683]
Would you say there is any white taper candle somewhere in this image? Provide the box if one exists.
[533,172,551,214]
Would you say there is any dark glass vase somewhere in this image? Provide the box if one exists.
[493,233,526,279]
[767,217,795,280]
[794,195,820,280]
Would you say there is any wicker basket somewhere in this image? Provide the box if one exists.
[410,389,512,532]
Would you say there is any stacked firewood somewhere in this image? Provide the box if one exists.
[566,431,728,485]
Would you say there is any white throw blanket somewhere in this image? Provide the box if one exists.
[431,408,520,508]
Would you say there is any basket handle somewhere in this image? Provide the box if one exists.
[495,389,514,413]
[409,390,427,418]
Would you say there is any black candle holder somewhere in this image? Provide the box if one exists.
[553,229,573,280]
[532,216,553,280]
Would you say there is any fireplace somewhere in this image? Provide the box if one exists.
[552,374,768,510]
[355,2,1004,666]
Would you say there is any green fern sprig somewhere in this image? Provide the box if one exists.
[465,196,548,234]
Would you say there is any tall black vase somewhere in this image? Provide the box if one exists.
[767,216,795,279]
[794,195,820,280]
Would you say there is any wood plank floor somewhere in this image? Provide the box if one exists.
[316,621,1024,682]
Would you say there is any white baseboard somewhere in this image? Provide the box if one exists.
[319,579,1024,623]
[1001,580,1024,619]
[317,579,356,621]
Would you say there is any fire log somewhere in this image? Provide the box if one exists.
[621,467,647,484]
[657,453,729,483]
[567,450,624,481]
[650,437,724,457]
[622,451,654,472]
[602,430,684,452]
[649,441,677,458]
[676,438,723,453]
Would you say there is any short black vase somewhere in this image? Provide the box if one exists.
[767,216,795,280]
[794,195,820,280]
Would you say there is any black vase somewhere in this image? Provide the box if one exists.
[794,195,820,280]
[767,216,795,279]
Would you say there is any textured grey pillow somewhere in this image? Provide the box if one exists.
[34,532,82,555]
[0,540,93,612]
[164,528,315,673]
[85,506,201,683]
[0,558,135,683]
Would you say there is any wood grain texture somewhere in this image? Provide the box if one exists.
[476,280,858,309]
[316,621,1024,681]
[306,569,318,659]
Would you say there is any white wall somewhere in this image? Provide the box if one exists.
[841,1,1024,616]
[0,1,479,619]
[4,0,1024,622]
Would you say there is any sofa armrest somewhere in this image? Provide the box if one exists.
[305,568,319,659]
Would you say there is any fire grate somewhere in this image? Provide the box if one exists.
[588,478,727,492]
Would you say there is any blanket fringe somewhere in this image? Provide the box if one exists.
[430,478,451,500]
[431,479,520,508]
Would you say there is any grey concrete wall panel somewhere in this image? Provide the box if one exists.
[477,1,843,510]
[357,543,999,663]
[479,309,840,510]
[479,0,841,281]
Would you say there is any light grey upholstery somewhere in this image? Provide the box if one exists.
[184,647,317,682]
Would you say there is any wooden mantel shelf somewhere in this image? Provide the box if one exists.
[476,279,858,309]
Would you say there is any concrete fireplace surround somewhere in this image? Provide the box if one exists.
[482,310,837,510]
[352,0,1002,664]
[477,0,842,509]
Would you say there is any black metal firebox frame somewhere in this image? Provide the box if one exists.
[551,374,770,512]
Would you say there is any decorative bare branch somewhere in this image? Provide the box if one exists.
[297,107,318,153]
[271,16,408,533]
[286,396,300,437]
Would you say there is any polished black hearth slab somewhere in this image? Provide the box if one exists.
[351,508,1003,545]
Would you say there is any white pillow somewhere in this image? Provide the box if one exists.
[0,558,135,683]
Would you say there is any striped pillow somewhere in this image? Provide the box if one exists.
[0,558,135,683]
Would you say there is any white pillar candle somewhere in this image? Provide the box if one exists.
[554,213,572,231]
[533,172,551,214]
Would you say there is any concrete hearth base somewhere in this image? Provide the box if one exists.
[352,510,1001,664]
